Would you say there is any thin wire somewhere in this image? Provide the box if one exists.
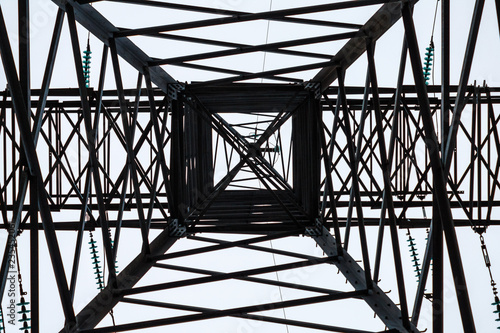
[431,0,440,39]
[261,0,273,82]
[431,0,439,86]
[430,0,439,113]
[87,4,92,41]
[269,240,290,333]
[261,6,287,328]
[256,0,274,188]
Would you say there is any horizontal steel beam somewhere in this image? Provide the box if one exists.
[114,0,396,37]
[99,0,363,29]
[150,32,358,66]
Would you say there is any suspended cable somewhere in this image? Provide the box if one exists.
[422,0,439,86]
[255,0,281,186]
[260,6,288,331]
[431,0,439,86]
[255,0,274,145]
[269,240,290,333]
[255,0,281,168]
[261,0,273,81]
[431,0,440,41]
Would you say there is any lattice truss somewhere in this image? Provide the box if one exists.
[0,0,499,332]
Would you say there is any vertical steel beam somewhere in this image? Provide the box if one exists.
[496,0,500,38]
[432,1,449,331]
[292,94,320,221]
[18,0,39,330]
[109,38,150,253]
[69,171,92,300]
[432,190,444,333]
[485,87,500,224]
[33,9,65,145]
[441,0,450,147]
[401,3,476,332]
[373,38,408,284]
[307,95,321,221]
[317,99,342,253]
[337,67,372,290]
[144,68,175,214]
[366,39,410,330]
[0,5,76,327]
[30,176,39,333]
[170,96,185,220]
[18,0,30,110]
[345,69,369,251]
[444,0,485,170]
[65,3,117,283]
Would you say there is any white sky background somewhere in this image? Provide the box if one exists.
[0,0,499,332]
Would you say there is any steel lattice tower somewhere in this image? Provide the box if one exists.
[0,0,499,332]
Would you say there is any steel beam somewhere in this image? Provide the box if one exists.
[122,257,334,296]
[443,0,485,171]
[146,32,333,60]
[114,0,396,37]
[119,297,381,333]
[401,3,476,331]
[101,0,363,29]
[154,262,345,295]
[62,226,178,332]
[432,1,450,330]
[0,4,76,327]
[337,68,373,290]
[150,32,357,66]
[366,39,410,330]
[311,225,420,333]
[51,0,176,92]
[313,1,417,91]
[85,291,366,332]
[109,38,150,253]
[66,4,117,283]
[373,37,408,284]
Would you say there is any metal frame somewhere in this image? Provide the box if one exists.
[0,0,498,332]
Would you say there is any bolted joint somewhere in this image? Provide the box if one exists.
[168,219,186,238]
[305,219,324,237]
[306,219,338,258]
[167,82,185,100]
[304,80,321,99]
